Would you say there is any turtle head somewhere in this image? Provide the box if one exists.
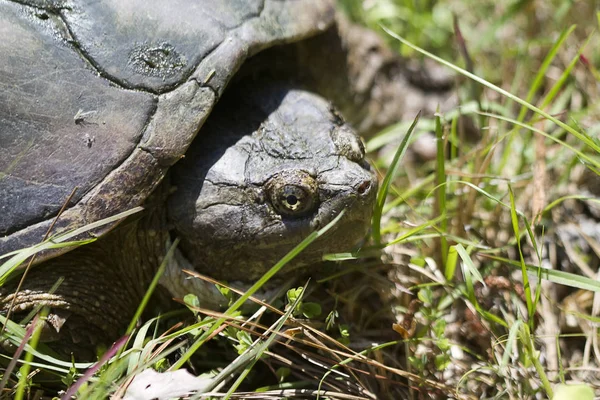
[167,85,377,281]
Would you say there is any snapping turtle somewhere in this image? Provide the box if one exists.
[0,0,448,354]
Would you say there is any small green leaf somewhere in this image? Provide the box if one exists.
[410,257,426,267]
[183,294,200,315]
[234,330,253,354]
[553,384,594,400]
[436,337,450,352]
[153,358,168,372]
[409,354,427,370]
[216,285,235,305]
[418,288,434,305]
[236,330,253,346]
[434,353,451,370]
[276,367,291,383]
[339,324,350,338]
[433,319,446,337]
[301,302,322,318]
[60,359,78,387]
[286,287,303,304]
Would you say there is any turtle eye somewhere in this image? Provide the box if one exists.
[275,185,314,215]
[266,171,319,218]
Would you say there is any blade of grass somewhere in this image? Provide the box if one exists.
[519,323,553,398]
[0,313,39,393]
[0,207,143,282]
[477,111,599,169]
[0,315,92,370]
[500,319,523,373]
[372,112,421,244]
[445,244,458,281]
[386,214,447,247]
[484,255,600,292]
[126,317,160,375]
[122,238,180,354]
[509,186,534,329]
[455,244,484,287]
[456,244,507,327]
[523,25,575,117]
[50,207,144,243]
[14,309,47,400]
[522,217,543,317]
[543,195,600,213]
[434,111,448,268]
[499,25,576,171]
[538,32,593,110]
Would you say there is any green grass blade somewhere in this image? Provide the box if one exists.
[539,32,594,110]
[0,207,144,283]
[372,112,421,244]
[0,240,94,284]
[455,244,484,286]
[14,312,45,400]
[445,245,458,282]
[125,239,180,337]
[508,186,534,329]
[386,214,447,247]
[520,25,575,118]
[500,24,576,172]
[500,320,523,372]
[476,111,599,169]
[543,195,600,213]
[434,111,448,268]
[50,207,144,244]
[486,255,600,292]
[120,238,180,360]
[519,323,553,398]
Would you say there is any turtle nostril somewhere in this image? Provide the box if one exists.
[357,180,371,195]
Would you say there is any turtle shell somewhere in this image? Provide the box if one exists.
[0,0,334,258]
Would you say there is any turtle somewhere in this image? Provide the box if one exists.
[0,0,450,356]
